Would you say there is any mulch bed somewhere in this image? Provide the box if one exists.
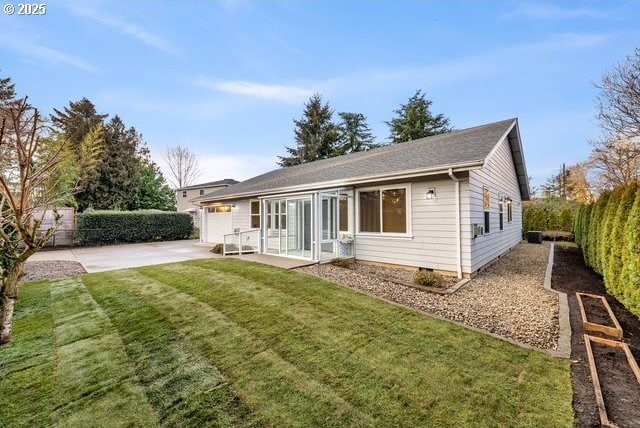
[581,294,616,328]
[551,245,640,428]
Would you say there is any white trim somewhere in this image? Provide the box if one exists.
[355,183,412,237]
[448,168,462,279]
[483,120,517,165]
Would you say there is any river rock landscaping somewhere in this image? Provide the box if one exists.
[299,242,559,350]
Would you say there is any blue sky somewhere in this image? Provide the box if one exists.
[2,1,639,188]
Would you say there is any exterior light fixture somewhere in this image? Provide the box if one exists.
[426,188,436,200]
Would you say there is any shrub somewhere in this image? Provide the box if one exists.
[621,187,640,315]
[332,258,354,269]
[523,200,577,236]
[587,192,610,272]
[605,183,638,298]
[599,187,624,274]
[77,210,193,245]
[414,271,446,288]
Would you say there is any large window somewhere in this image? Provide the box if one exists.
[250,201,260,228]
[358,186,409,235]
[339,194,349,232]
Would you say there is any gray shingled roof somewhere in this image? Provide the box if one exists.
[196,118,529,202]
[177,178,239,191]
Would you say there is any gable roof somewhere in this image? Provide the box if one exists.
[195,118,530,202]
[176,178,239,191]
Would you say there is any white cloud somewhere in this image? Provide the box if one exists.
[0,36,96,72]
[70,7,179,55]
[195,78,315,104]
[502,4,606,20]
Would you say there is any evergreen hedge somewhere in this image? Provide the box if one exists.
[77,210,193,245]
[522,200,577,236]
[574,182,640,317]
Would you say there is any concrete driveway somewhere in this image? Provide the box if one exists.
[30,240,220,273]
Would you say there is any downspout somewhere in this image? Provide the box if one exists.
[448,168,463,279]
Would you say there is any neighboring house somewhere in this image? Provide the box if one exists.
[176,179,239,227]
[194,119,529,278]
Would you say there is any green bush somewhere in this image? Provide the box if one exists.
[523,200,577,236]
[77,210,193,245]
[599,187,624,274]
[605,183,638,298]
[414,271,446,288]
[575,182,640,317]
[621,188,640,315]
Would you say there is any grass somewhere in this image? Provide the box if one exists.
[1,259,574,427]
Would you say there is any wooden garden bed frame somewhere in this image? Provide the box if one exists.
[576,292,623,340]
[583,334,640,428]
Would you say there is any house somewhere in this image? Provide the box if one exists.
[194,119,529,278]
[176,179,239,227]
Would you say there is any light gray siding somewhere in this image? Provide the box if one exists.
[200,199,252,244]
[466,137,523,272]
[354,179,469,273]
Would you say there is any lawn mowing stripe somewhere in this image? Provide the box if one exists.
[100,269,378,428]
[81,274,263,428]
[0,281,55,428]
[137,262,573,426]
[50,278,158,428]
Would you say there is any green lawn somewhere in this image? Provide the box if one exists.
[1,259,573,427]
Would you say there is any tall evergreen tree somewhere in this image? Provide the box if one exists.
[129,143,176,211]
[386,90,452,143]
[51,98,108,151]
[336,112,378,155]
[77,116,140,210]
[278,94,340,167]
[0,74,16,103]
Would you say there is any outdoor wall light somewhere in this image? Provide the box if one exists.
[426,188,436,200]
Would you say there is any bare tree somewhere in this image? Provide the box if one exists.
[0,98,81,344]
[589,137,640,189]
[596,48,640,141]
[162,144,201,188]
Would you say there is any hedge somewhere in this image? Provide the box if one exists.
[77,210,193,245]
[574,182,640,316]
[522,200,577,236]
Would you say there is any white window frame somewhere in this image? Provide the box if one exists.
[182,190,187,198]
[355,183,412,237]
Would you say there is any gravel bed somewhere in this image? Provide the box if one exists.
[299,242,559,350]
[350,262,458,288]
[22,261,86,282]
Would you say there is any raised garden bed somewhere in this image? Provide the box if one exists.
[583,334,640,428]
[577,292,623,340]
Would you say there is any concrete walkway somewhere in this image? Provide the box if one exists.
[31,240,220,273]
[230,253,316,269]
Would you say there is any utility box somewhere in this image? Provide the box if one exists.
[527,231,543,244]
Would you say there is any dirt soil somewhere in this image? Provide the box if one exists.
[581,295,616,328]
[552,245,640,428]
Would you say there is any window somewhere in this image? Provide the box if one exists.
[499,197,504,231]
[339,194,349,232]
[250,201,260,229]
[507,198,513,223]
[207,205,232,213]
[358,186,409,235]
[199,189,205,196]
[182,190,187,198]
[483,187,490,234]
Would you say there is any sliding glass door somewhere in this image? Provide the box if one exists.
[263,196,312,259]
